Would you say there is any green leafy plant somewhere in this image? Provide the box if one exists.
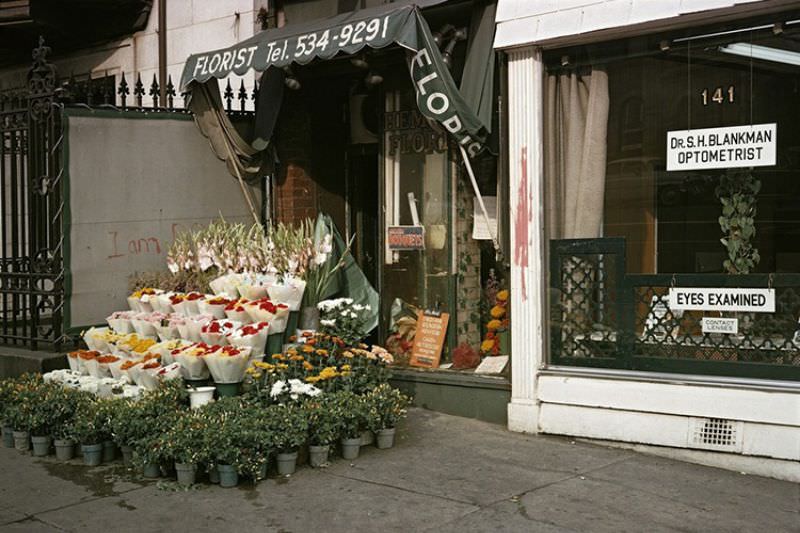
[49,387,92,440]
[25,383,72,436]
[162,410,211,466]
[328,390,365,439]
[237,405,274,479]
[199,397,267,477]
[363,384,410,432]
[3,374,44,432]
[108,398,148,448]
[303,396,341,446]
[267,402,309,453]
[716,171,761,274]
[0,377,17,425]
[68,399,113,446]
[125,381,189,467]
[318,298,371,346]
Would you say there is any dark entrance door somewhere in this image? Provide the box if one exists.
[346,144,380,290]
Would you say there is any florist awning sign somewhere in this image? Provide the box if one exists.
[180,1,489,157]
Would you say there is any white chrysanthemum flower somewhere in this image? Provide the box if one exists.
[270,380,286,398]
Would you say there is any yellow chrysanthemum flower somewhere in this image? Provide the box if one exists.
[481,339,495,353]
[490,305,506,319]
[487,319,502,331]
[318,366,340,380]
[132,338,156,353]
[496,289,509,302]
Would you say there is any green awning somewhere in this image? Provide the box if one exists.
[180,0,490,158]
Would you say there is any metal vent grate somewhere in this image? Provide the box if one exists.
[688,418,743,452]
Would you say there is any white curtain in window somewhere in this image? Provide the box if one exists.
[545,68,609,239]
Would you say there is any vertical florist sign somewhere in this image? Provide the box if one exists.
[666,123,776,171]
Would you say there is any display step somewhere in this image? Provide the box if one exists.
[0,346,67,378]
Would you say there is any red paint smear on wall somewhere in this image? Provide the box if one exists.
[514,147,529,301]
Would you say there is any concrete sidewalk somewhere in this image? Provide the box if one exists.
[0,409,797,532]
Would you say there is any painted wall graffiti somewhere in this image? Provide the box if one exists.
[105,223,204,260]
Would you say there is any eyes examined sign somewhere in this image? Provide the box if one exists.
[668,287,775,313]
[666,123,776,171]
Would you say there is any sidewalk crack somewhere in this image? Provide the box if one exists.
[2,515,69,532]
[322,470,478,506]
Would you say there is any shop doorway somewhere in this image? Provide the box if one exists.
[346,144,380,289]
[300,69,383,322]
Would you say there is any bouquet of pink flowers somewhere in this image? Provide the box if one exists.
[177,314,214,343]
[107,311,135,334]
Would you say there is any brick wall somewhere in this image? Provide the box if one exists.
[274,163,318,225]
[455,168,482,349]
[273,92,318,225]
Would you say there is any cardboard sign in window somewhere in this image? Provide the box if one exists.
[409,310,449,368]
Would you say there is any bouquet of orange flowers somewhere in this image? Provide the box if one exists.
[480,288,509,356]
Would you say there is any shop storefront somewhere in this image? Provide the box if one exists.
[180,0,511,422]
[498,0,800,479]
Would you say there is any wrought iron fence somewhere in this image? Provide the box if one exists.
[59,70,260,114]
[1,38,65,350]
[550,238,800,381]
[1,39,260,352]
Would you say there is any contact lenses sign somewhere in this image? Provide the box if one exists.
[666,123,776,171]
